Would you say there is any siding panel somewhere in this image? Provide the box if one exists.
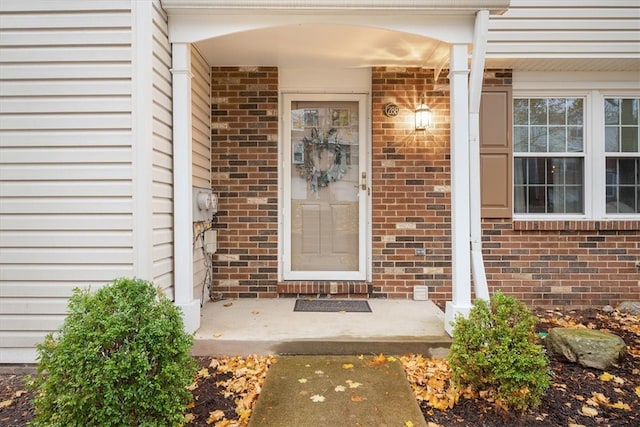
[0,1,135,363]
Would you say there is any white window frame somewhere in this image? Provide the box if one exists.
[513,83,639,221]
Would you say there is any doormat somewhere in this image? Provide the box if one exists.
[294,299,372,313]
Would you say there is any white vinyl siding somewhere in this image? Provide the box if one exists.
[191,46,212,302]
[0,0,181,363]
[488,0,640,70]
[151,0,175,292]
[0,1,134,363]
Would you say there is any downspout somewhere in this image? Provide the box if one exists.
[468,9,490,301]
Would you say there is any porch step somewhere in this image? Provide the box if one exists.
[191,299,452,358]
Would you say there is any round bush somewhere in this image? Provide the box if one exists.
[448,291,550,412]
[30,277,197,426]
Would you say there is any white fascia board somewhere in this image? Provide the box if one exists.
[513,71,640,91]
[161,0,510,14]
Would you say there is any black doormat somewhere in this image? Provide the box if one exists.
[294,299,372,313]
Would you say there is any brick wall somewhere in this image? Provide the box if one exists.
[209,66,640,309]
[371,67,453,302]
[210,66,279,298]
[481,220,640,308]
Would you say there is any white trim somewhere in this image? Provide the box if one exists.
[281,92,369,282]
[171,43,200,332]
[131,1,154,280]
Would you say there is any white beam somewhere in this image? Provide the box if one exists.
[445,43,472,335]
[172,43,200,333]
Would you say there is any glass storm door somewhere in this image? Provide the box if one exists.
[283,93,368,280]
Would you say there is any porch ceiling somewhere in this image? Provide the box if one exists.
[194,24,449,69]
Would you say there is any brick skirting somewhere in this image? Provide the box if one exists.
[277,281,371,297]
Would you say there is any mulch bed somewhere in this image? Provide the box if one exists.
[1,308,638,427]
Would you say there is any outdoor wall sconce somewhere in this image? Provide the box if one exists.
[415,96,432,130]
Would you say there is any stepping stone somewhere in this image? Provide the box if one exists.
[249,355,426,427]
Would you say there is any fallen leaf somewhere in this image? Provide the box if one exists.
[310,394,326,402]
[197,367,210,378]
[0,399,13,409]
[346,379,362,388]
[342,363,354,369]
[213,332,222,338]
[358,354,364,360]
[610,401,631,410]
[251,310,260,315]
[387,356,397,362]
[567,424,586,427]
[351,395,366,402]
[599,372,612,382]
[427,423,442,427]
[581,406,598,417]
[368,353,387,366]
[14,390,26,398]
[223,302,233,307]
[635,385,640,398]
[314,370,324,375]
[334,385,346,392]
[206,409,225,424]
[297,378,308,383]
[406,421,414,427]
[184,413,195,423]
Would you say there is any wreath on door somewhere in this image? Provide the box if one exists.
[296,127,349,192]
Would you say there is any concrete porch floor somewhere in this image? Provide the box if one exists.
[192,298,452,358]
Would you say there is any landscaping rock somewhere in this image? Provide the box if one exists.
[602,305,614,313]
[618,301,640,315]
[545,328,627,370]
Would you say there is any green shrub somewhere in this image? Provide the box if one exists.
[447,291,550,412]
[30,277,197,426]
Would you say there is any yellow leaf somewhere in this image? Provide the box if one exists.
[358,354,364,360]
[581,406,598,417]
[206,409,225,424]
[213,332,222,338]
[599,372,612,382]
[298,378,308,383]
[0,399,13,409]
[342,363,354,369]
[610,401,631,410]
[635,386,640,398]
[387,356,397,362]
[405,421,414,427]
[184,413,195,423]
[198,367,210,378]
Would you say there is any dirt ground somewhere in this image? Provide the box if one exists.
[1,307,638,427]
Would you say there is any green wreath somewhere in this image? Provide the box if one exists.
[296,127,349,192]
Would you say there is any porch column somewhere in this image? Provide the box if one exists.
[171,43,200,333]
[444,43,472,335]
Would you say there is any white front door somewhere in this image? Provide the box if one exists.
[283,93,368,280]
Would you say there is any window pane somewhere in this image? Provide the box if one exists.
[605,127,619,152]
[621,98,638,126]
[568,127,583,152]
[514,126,529,152]
[549,126,566,151]
[531,126,547,152]
[514,158,526,185]
[528,186,546,213]
[549,99,566,125]
[530,99,547,125]
[567,98,583,125]
[605,98,619,125]
[528,158,545,184]
[621,127,639,152]
[605,157,640,214]
[514,99,529,124]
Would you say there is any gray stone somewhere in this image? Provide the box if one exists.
[545,328,627,371]
[618,301,640,315]
[602,305,614,313]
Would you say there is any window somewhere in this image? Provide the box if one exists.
[604,98,640,214]
[513,94,640,218]
[513,98,585,214]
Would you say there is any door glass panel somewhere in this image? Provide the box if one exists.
[290,100,360,272]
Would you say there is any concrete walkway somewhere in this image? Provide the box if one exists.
[248,355,427,427]
[192,298,451,358]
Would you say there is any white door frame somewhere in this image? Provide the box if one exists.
[280,92,370,281]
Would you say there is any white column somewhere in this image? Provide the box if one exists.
[445,43,472,335]
[172,43,200,333]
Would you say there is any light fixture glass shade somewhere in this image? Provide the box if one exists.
[415,99,432,130]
